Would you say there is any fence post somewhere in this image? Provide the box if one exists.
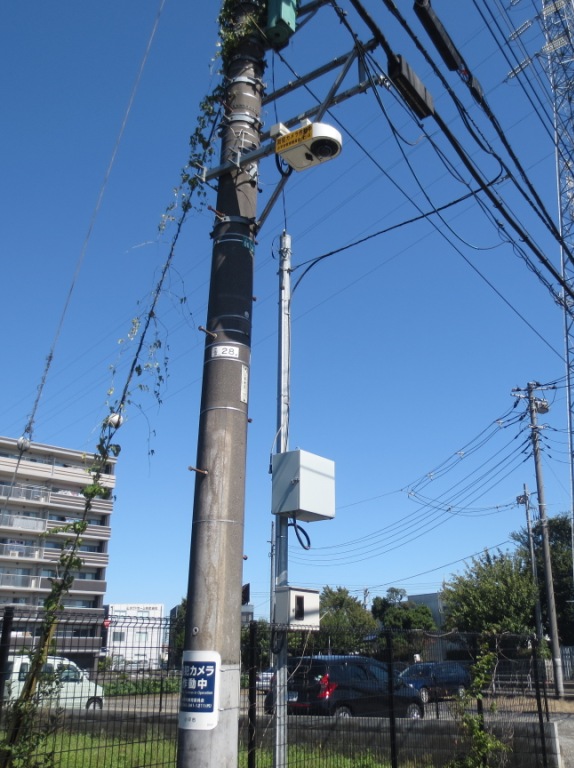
[0,606,14,720]
[386,630,398,768]
[248,620,257,768]
[531,635,549,768]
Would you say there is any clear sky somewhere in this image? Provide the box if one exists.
[1,1,572,621]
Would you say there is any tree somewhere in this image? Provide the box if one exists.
[371,588,437,663]
[441,550,537,634]
[169,597,186,669]
[382,602,437,632]
[511,512,574,645]
[319,586,378,653]
[372,588,436,631]
[240,619,271,672]
[371,588,406,621]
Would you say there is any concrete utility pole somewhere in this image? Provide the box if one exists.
[273,231,292,768]
[527,382,565,698]
[177,3,266,766]
[517,485,544,641]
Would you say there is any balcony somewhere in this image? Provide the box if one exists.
[0,482,113,514]
[48,491,113,514]
[0,455,115,491]
[0,513,46,534]
[43,549,109,567]
[46,520,111,541]
[0,543,42,560]
[0,483,48,504]
[0,573,41,590]
[70,579,107,594]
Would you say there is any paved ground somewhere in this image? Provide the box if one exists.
[555,714,574,768]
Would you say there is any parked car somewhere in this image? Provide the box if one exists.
[264,655,424,719]
[398,661,471,704]
[256,667,275,693]
[5,655,104,710]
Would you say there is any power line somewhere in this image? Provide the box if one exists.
[16,0,168,444]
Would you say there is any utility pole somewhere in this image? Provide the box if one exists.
[526,382,564,698]
[177,3,266,766]
[517,485,544,641]
[273,231,292,768]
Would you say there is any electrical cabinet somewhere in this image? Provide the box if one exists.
[272,449,335,522]
[266,0,298,49]
[275,586,320,629]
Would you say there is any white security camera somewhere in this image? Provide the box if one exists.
[274,121,342,172]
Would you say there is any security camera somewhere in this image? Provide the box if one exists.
[274,121,342,172]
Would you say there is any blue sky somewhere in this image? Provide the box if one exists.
[1,1,572,620]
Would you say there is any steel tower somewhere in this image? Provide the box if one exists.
[538,0,574,585]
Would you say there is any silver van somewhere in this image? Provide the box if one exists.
[5,654,104,710]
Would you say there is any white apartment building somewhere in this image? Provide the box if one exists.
[0,436,114,614]
[104,603,166,669]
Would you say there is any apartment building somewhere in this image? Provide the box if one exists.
[0,436,114,616]
[104,603,167,670]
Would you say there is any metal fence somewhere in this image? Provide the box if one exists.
[241,623,560,768]
[0,607,179,768]
[0,609,563,767]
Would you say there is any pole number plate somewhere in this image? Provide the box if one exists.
[211,345,239,359]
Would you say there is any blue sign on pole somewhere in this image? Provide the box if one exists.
[179,650,221,730]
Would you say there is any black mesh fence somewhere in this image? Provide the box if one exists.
[241,622,561,768]
[0,607,179,767]
[0,608,564,767]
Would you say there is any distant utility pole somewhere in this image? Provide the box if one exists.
[525,382,564,698]
[177,3,266,767]
[517,485,544,641]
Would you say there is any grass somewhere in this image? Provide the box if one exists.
[6,690,572,767]
[239,746,430,768]
[16,732,435,768]
[102,677,180,697]
[25,731,177,768]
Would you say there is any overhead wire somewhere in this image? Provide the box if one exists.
[339,0,574,311]
[264,1,571,331]
[318,1,574,364]
[285,53,565,359]
[376,0,573,266]
[289,390,550,569]
[15,0,168,446]
[289,404,533,565]
[363,539,513,592]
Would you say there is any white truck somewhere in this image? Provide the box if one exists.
[5,654,104,710]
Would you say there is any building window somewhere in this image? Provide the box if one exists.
[61,598,97,609]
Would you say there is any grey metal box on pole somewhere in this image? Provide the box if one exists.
[272,449,335,522]
[275,586,320,629]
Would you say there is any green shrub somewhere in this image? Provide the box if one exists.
[103,677,180,697]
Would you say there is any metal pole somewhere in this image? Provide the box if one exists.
[386,631,398,768]
[531,635,549,768]
[527,382,565,697]
[520,485,544,640]
[177,4,265,766]
[273,231,292,768]
[0,607,14,721]
[269,520,275,623]
[248,620,257,768]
